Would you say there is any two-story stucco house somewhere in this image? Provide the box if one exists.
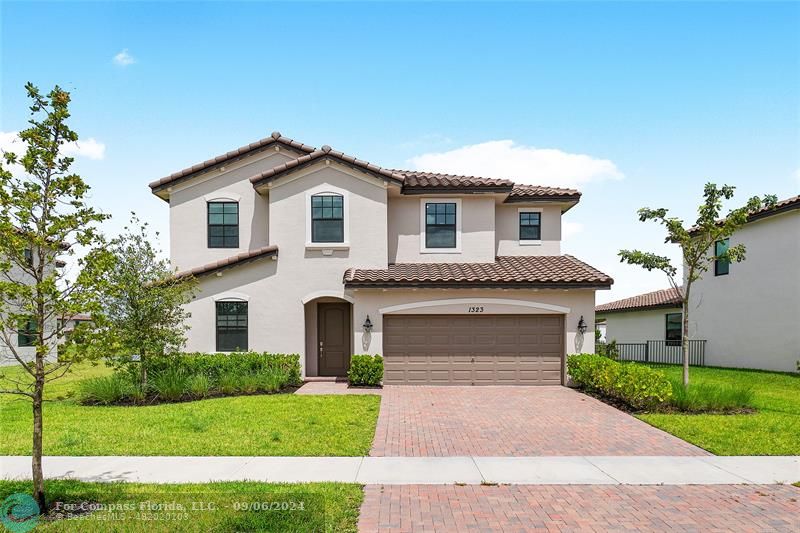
[149,132,613,385]
[597,195,800,372]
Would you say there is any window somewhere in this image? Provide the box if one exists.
[519,212,541,241]
[425,202,457,248]
[665,313,682,346]
[216,301,248,352]
[23,248,33,266]
[311,194,344,243]
[714,239,729,276]
[18,317,37,347]
[207,202,239,248]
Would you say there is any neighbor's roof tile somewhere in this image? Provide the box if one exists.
[595,286,682,313]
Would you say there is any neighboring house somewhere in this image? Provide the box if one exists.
[0,248,62,366]
[59,313,92,335]
[597,195,800,372]
[149,131,613,385]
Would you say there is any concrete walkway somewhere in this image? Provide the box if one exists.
[2,455,797,485]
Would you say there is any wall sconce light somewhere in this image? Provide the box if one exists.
[363,315,373,333]
[577,316,587,335]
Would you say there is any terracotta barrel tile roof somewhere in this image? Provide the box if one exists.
[250,145,406,187]
[394,170,513,192]
[595,286,683,313]
[173,245,278,279]
[149,132,315,191]
[344,255,612,289]
[507,184,582,202]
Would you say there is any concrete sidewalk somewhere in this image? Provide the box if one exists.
[2,455,797,485]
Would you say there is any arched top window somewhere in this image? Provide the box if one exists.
[310,193,344,243]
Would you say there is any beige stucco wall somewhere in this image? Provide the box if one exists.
[167,149,298,271]
[597,307,681,344]
[182,162,389,376]
[388,195,496,263]
[687,211,800,372]
[495,204,562,256]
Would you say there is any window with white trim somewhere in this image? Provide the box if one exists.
[519,212,541,241]
[310,194,344,243]
[216,301,248,352]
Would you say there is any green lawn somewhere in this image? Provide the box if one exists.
[0,480,362,532]
[0,364,380,456]
[637,365,800,455]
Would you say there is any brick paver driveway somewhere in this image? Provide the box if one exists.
[370,386,706,456]
[358,484,799,532]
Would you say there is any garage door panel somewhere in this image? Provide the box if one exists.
[383,314,564,385]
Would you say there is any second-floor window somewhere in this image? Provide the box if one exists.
[18,317,37,347]
[311,194,344,243]
[425,202,457,248]
[23,248,33,266]
[519,212,541,241]
[208,202,239,248]
[714,238,730,276]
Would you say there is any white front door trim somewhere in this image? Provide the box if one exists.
[378,298,571,315]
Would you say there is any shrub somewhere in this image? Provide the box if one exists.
[79,375,134,405]
[238,373,261,394]
[255,368,290,393]
[668,378,754,412]
[567,354,672,409]
[186,374,212,398]
[348,354,384,386]
[597,339,619,360]
[218,372,240,395]
[150,368,188,402]
[137,352,302,386]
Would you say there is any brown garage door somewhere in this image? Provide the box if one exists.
[383,314,564,385]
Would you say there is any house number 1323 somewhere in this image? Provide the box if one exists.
[468,306,484,313]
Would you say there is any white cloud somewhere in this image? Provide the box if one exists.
[113,49,136,66]
[1,131,106,168]
[407,140,623,188]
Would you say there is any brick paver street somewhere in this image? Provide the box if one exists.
[358,484,800,532]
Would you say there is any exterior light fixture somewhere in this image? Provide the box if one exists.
[363,315,373,332]
[577,316,587,335]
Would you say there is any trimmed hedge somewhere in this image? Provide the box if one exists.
[348,354,383,387]
[567,354,672,409]
[135,352,302,386]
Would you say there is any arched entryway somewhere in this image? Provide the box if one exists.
[303,295,353,377]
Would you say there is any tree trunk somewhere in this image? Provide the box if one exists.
[32,368,46,511]
[682,297,690,387]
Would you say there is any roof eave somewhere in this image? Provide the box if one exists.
[401,186,514,195]
[345,281,613,290]
[174,246,279,280]
[251,154,405,191]
[595,302,683,314]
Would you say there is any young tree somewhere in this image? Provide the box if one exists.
[619,183,776,386]
[0,84,112,510]
[94,214,196,389]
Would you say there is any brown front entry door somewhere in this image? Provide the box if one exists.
[318,303,351,376]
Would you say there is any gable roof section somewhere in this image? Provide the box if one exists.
[173,245,278,279]
[595,286,682,314]
[149,132,315,194]
[250,145,406,188]
[687,195,799,235]
[344,255,613,289]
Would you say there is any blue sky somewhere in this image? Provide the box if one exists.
[2,1,798,303]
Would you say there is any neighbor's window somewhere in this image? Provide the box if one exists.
[216,301,248,352]
[665,313,682,346]
[519,212,541,241]
[425,202,457,248]
[18,317,37,347]
[23,248,33,266]
[714,238,730,276]
[207,202,239,248]
[311,194,344,243]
